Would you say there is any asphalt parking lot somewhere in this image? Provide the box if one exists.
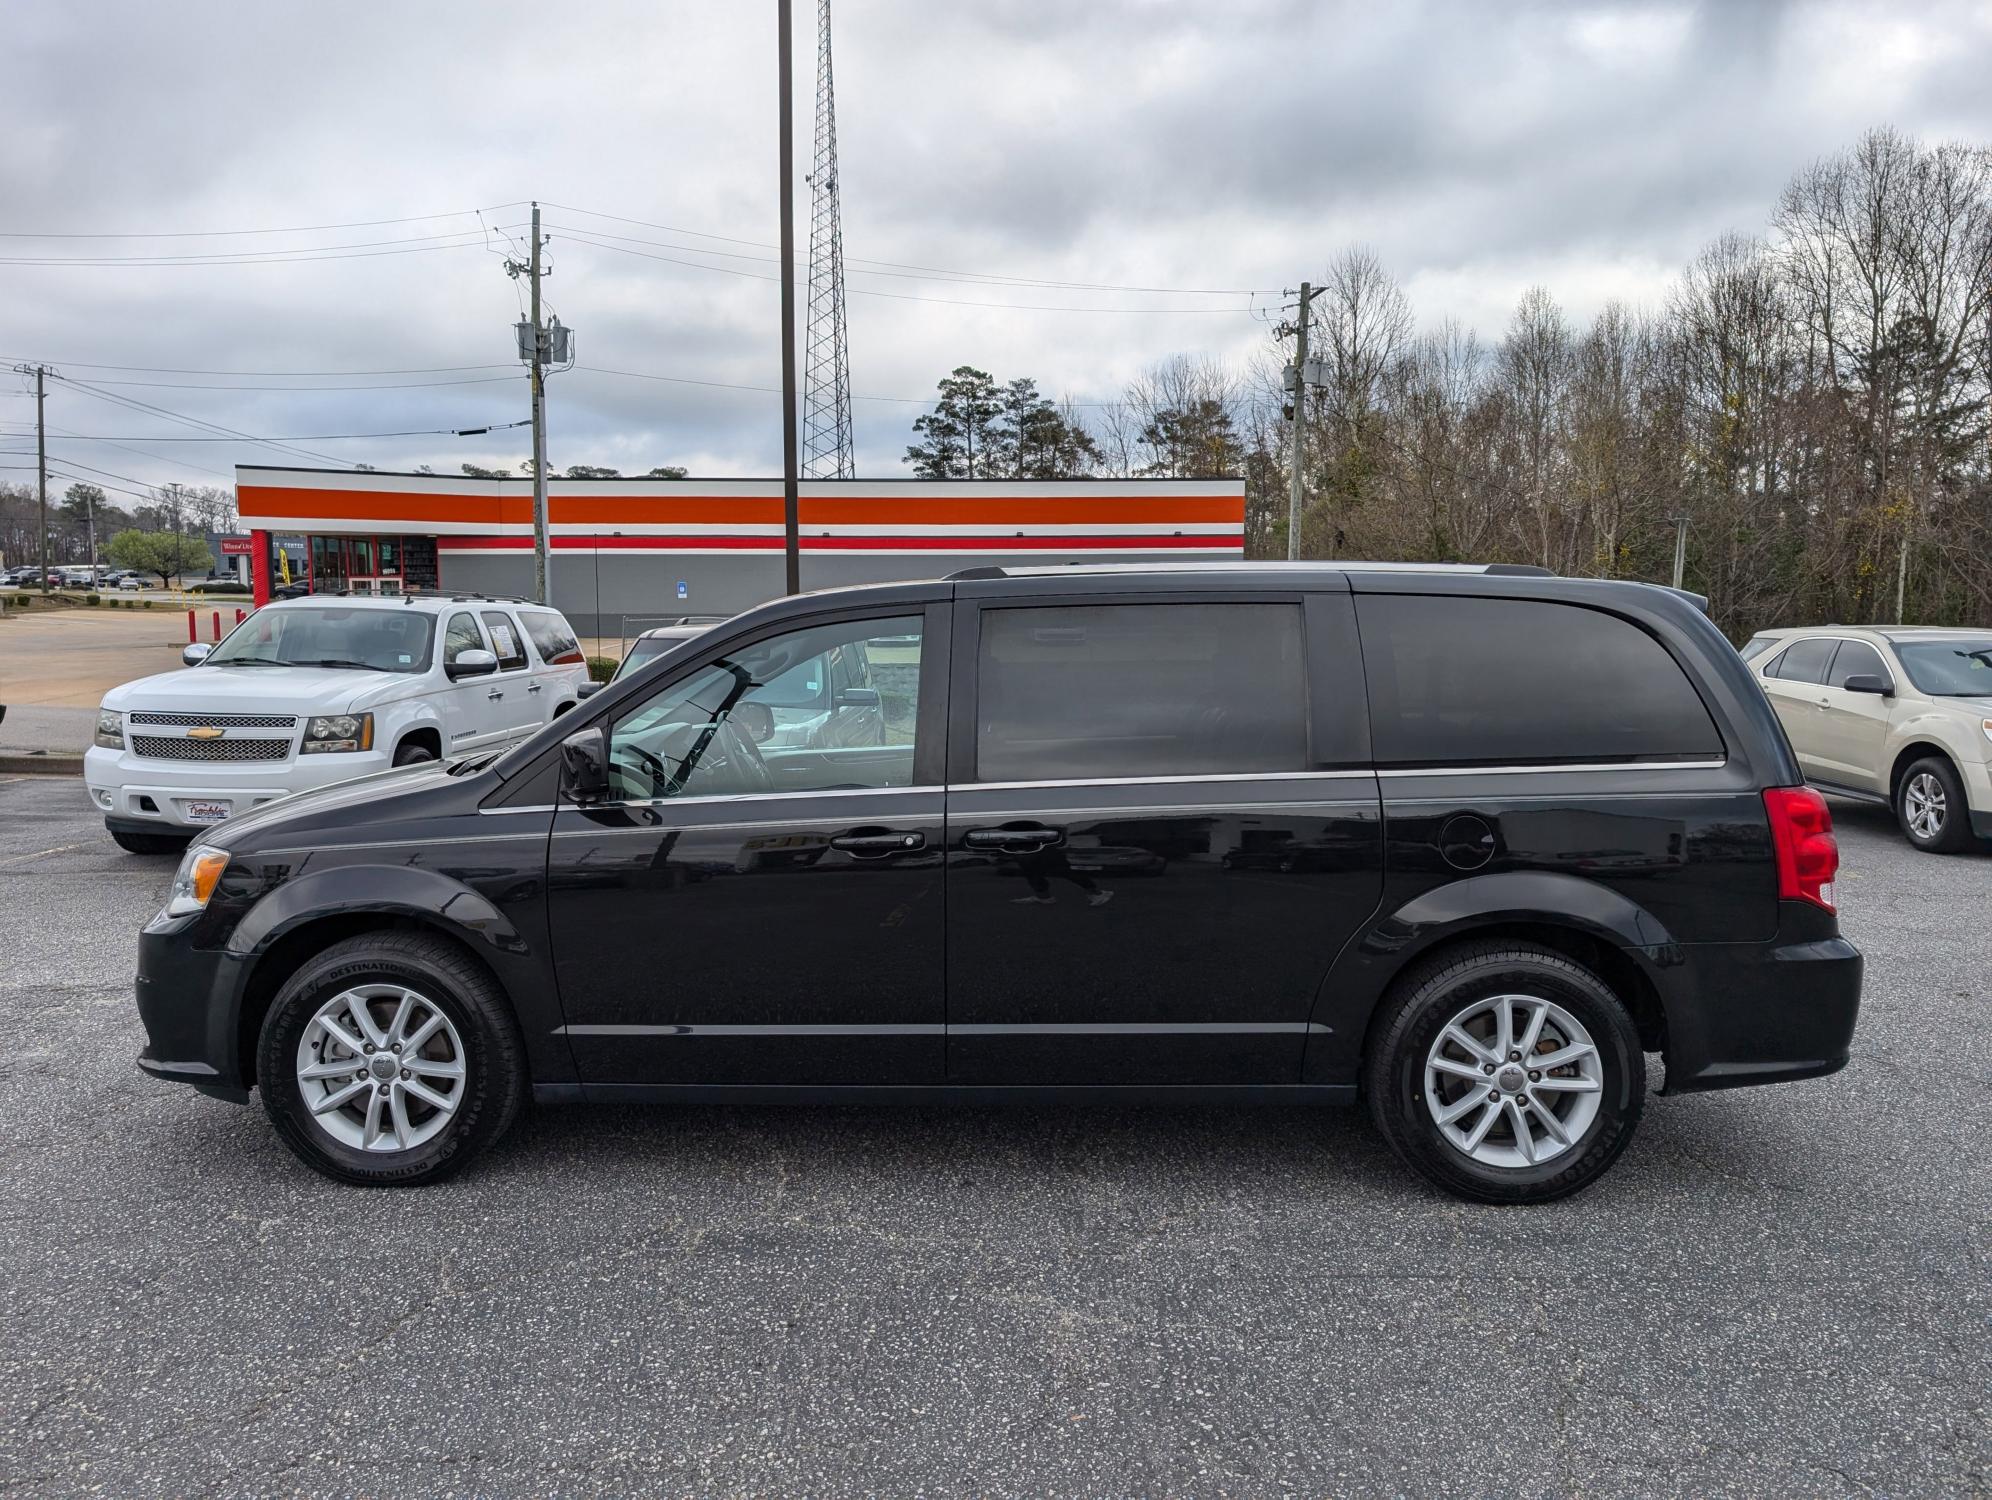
[0,774,1986,1496]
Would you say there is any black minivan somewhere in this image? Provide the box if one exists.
[133,565,1861,1202]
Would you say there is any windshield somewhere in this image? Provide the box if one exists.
[206,606,435,673]
[1894,640,1992,697]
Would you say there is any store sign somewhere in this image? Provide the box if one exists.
[218,537,254,556]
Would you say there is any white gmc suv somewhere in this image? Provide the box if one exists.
[87,593,590,853]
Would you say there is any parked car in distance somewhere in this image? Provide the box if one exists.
[88,592,590,855]
[129,563,1861,1202]
[577,615,730,700]
[186,574,252,595]
[1743,625,1992,852]
[116,574,149,591]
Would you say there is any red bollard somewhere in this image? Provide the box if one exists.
[211,610,221,641]
[187,610,196,644]
[235,608,246,626]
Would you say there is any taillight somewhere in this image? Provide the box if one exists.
[1763,785,1838,911]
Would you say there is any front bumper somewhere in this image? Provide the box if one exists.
[1657,923,1863,1094]
[134,920,251,1103]
[86,744,391,830]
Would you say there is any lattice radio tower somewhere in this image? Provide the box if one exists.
[801,0,855,478]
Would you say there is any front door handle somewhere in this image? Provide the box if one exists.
[487,689,504,700]
[963,824,1065,852]
[828,829,926,858]
[528,683,544,694]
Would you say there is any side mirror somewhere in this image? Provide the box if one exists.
[447,648,499,680]
[835,686,881,709]
[182,643,212,666]
[1842,673,1893,697]
[559,725,611,803]
[577,680,603,700]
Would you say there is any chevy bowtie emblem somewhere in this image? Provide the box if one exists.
[186,725,224,740]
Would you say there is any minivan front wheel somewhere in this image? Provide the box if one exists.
[1365,942,1645,1204]
[258,932,525,1185]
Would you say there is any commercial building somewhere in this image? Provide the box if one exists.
[236,466,1247,635]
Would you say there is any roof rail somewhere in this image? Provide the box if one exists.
[944,561,1557,581]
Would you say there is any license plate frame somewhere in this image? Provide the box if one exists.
[182,800,233,823]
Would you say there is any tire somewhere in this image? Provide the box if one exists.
[257,932,526,1186]
[110,828,191,856]
[1364,941,1646,1205]
[392,740,437,767]
[1895,755,1973,854]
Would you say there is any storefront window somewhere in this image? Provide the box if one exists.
[378,538,401,575]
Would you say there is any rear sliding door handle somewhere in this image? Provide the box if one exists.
[829,830,926,857]
[963,825,1064,852]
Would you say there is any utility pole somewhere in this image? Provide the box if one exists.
[778,0,802,594]
[1670,514,1688,591]
[529,203,550,605]
[1285,283,1312,561]
[31,367,49,593]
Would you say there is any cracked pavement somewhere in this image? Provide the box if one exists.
[0,775,1986,1495]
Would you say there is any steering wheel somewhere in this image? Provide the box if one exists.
[652,717,773,795]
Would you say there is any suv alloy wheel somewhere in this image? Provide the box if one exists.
[1895,755,1973,854]
[1365,941,1646,1204]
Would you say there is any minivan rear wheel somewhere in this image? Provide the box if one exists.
[1365,942,1645,1204]
[258,932,525,1186]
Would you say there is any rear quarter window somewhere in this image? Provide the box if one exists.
[1358,595,1723,767]
[521,610,584,666]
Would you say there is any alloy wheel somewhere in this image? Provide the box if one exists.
[1904,772,1947,841]
[1423,993,1604,1168]
[293,985,467,1153]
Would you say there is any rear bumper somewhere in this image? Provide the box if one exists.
[1656,925,1862,1094]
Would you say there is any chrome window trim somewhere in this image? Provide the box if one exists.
[1376,759,1728,778]
[964,770,1371,792]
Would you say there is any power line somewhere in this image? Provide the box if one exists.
[542,201,1275,295]
[2,356,516,377]
[14,421,531,442]
[51,376,357,466]
[556,230,1258,314]
[62,374,522,392]
[0,231,528,269]
[0,206,528,239]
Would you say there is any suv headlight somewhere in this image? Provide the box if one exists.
[164,845,230,918]
[301,712,374,754]
[94,709,124,749]
[1981,718,1992,747]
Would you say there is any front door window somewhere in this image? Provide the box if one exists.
[608,615,921,801]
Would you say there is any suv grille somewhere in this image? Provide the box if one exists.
[130,735,291,763]
[128,711,299,729]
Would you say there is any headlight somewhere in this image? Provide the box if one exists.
[94,709,124,749]
[1982,718,1992,746]
[164,845,230,917]
[301,712,374,754]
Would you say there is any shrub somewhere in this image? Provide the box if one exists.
[85,593,101,606]
[586,655,619,682]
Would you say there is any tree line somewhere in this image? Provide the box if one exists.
[0,480,236,570]
[902,126,1992,637]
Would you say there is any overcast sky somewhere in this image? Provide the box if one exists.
[5,0,1991,496]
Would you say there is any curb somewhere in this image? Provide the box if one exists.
[0,751,85,777]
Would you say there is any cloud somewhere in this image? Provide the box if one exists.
[3,0,1988,486]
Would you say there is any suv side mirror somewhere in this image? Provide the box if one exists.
[1842,674,1893,697]
[447,648,499,680]
[834,686,881,709]
[560,725,611,803]
[181,643,212,666]
[577,680,603,699]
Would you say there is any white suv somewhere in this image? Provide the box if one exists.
[1744,625,1992,853]
[87,593,590,853]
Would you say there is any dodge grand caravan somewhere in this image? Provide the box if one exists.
[131,564,1862,1203]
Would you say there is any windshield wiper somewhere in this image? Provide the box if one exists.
[212,657,286,666]
[290,658,383,671]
